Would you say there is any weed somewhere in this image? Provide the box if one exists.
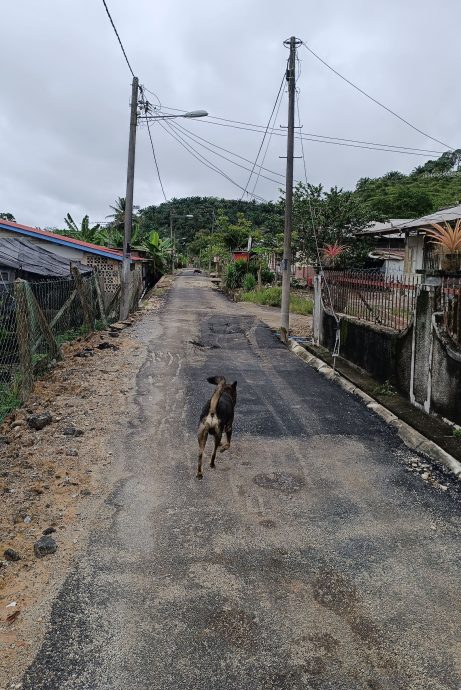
[373,380,397,396]
[241,287,313,315]
[0,382,21,422]
[453,428,461,438]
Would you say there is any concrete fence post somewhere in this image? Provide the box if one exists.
[313,274,323,345]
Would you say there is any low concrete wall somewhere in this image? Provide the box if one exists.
[322,311,412,391]
[319,285,461,425]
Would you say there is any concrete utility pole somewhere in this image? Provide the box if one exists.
[280,36,300,342]
[170,211,175,273]
[120,76,139,320]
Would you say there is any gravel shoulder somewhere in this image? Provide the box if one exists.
[0,291,165,688]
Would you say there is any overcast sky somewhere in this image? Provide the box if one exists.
[1,0,459,229]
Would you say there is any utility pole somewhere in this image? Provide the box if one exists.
[120,76,139,320]
[170,211,175,273]
[280,36,300,342]
[208,209,215,274]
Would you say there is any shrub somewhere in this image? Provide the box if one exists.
[243,273,257,291]
[260,267,275,284]
[224,259,250,290]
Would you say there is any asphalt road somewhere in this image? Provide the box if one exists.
[22,272,461,690]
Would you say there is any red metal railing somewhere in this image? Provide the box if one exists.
[322,269,421,331]
[441,276,461,347]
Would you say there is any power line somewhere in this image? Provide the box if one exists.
[157,118,268,202]
[183,119,445,157]
[301,41,454,151]
[101,0,135,77]
[251,75,286,197]
[165,119,286,186]
[139,88,168,202]
[240,73,286,200]
[156,107,444,155]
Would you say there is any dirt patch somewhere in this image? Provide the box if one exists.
[0,289,167,688]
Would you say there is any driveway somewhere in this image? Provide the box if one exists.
[22,272,461,690]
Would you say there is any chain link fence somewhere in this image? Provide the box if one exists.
[0,269,142,419]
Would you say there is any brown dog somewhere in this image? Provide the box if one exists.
[197,376,237,479]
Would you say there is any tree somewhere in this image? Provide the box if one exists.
[292,182,372,268]
[0,212,15,222]
[63,213,101,242]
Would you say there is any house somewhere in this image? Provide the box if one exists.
[0,237,90,282]
[358,219,408,275]
[358,206,461,274]
[0,218,146,297]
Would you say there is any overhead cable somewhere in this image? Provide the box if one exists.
[301,41,453,151]
[101,0,135,77]
[139,87,168,202]
[240,73,286,200]
[157,119,268,202]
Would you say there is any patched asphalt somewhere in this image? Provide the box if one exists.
[21,273,461,689]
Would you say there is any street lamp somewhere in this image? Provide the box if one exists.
[147,110,208,120]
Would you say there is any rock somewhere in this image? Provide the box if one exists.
[34,535,57,558]
[421,472,430,480]
[66,448,79,457]
[23,515,32,524]
[97,342,118,351]
[27,413,52,431]
[0,435,10,445]
[62,426,84,437]
[42,527,56,535]
[108,331,120,338]
[4,548,20,562]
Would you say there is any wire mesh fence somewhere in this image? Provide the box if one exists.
[322,269,422,331]
[0,269,142,416]
[441,276,461,347]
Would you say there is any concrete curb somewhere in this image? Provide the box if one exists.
[287,339,461,478]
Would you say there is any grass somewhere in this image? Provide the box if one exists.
[241,287,313,315]
[453,428,461,439]
[0,381,21,423]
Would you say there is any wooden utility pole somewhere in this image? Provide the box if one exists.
[280,36,300,343]
[120,76,139,320]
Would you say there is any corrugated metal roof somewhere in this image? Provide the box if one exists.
[0,218,142,261]
[390,204,461,231]
[0,238,91,277]
[358,220,409,236]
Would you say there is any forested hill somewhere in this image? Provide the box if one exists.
[138,151,461,241]
[354,149,461,219]
[139,197,283,244]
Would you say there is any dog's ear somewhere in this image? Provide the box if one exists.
[231,381,237,390]
[207,376,226,385]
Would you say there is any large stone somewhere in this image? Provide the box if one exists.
[62,426,84,437]
[27,413,52,431]
[4,548,20,562]
[34,535,57,558]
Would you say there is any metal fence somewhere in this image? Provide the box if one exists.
[322,269,421,331]
[441,276,461,347]
[0,270,141,414]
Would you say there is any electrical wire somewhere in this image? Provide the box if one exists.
[301,40,454,151]
[139,87,168,202]
[165,119,286,186]
[240,73,286,200]
[156,118,269,202]
[166,120,287,180]
[155,107,444,155]
[251,76,286,197]
[101,0,135,77]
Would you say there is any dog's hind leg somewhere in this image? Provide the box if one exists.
[210,431,222,469]
[197,423,208,479]
[219,425,232,453]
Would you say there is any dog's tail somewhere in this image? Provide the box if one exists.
[207,376,226,419]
